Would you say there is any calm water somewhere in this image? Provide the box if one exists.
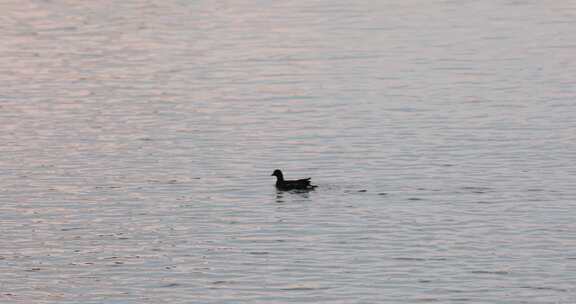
[1,0,576,303]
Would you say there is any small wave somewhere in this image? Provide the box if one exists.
[279,285,331,291]
[519,286,568,292]
[393,257,426,261]
[470,270,510,275]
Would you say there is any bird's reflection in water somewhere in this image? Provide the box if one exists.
[275,189,312,203]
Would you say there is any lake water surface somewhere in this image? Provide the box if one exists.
[1,0,576,303]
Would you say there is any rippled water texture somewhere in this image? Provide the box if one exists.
[1,0,576,303]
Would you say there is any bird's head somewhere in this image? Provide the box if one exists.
[271,169,283,177]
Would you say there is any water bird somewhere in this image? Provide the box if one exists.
[271,169,316,190]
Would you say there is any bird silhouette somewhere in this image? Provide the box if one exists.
[271,169,317,190]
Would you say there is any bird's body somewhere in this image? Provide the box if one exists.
[271,169,317,190]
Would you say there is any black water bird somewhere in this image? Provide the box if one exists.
[271,169,316,190]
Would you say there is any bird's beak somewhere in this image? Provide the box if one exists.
[270,173,274,176]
